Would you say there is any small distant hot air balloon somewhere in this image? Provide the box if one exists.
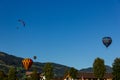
[33,56,37,60]
[22,58,33,70]
[102,37,112,48]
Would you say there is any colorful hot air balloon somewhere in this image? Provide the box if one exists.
[22,58,33,70]
[102,37,112,48]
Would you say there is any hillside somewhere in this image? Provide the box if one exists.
[79,65,112,73]
[0,52,70,77]
[0,51,112,78]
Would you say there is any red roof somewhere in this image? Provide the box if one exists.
[78,72,113,79]
[26,71,33,76]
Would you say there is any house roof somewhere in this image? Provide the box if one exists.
[64,72,113,79]
[78,72,113,79]
[26,71,33,76]
[104,73,113,78]
[78,72,96,78]
[26,71,42,76]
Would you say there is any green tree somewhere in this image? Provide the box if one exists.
[64,68,69,77]
[8,67,17,80]
[30,69,39,80]
[43,63,54,80]
[69,67,78,79]
[3,77,8,80]
[112,58,120,80]
[93,57,106,80]
[0,70,5,80]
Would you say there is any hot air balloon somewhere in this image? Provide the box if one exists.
[33,56,37,60]
[18,19,25,27]
[22,58,33,70]
[102,37,112,48]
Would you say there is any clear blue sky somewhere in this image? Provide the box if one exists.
[0,0,120,69]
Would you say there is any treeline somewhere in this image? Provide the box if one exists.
[63,57,120,80]
[93,57,120,80]
[1,57,120,80]
[0,62,78,80]
[0,67,16,80]
[0,63,56,80]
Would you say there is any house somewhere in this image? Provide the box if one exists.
[39,73,46,80]
[26,71,33,78]
[64,72,113,80]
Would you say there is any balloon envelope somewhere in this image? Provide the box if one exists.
[22,58,33,70]
[102,37,112,48]
[33,56,37,60]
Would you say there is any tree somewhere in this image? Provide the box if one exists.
[64,68,69,77]
[93,57,106,80]
[3,77,8,80]
[8,67,17,80]
[68,67,78,79]
[112,58,120,80]
[30,69,39,80]
[16,67,24,80]
[64,67,78,80]
[43,63,54,80]
[0,70,5,80]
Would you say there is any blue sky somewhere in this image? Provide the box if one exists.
[0,0,120,69]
